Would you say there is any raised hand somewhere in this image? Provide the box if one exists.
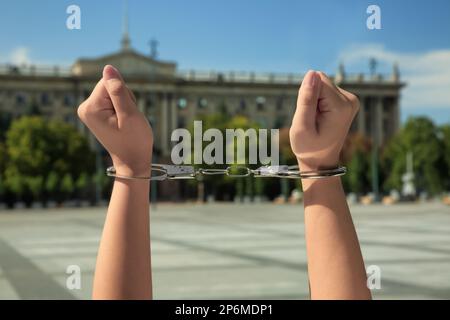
[77,65,153,176]
[289,70,359,171]
[79,65,153,299]
[290,70,371,300]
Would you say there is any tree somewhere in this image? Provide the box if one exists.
[184,113,265,201]
[4,116,95,206]
[0,111,13,140]
[45,171,59,200]
[75,172,89,201]
[278,127,296,165]
[61,173,74,203]
[439,124,450,190]
[341,133,372,194]
[0,142,6,197]
[382,117,445,195]
[4,117,49,206]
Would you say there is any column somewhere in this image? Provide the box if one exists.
[137,91,145,113]
[170,93,177,132]
[161,92,169,156]
[393,97,400,134]
[375,97,384,146]
[357,95,366,136]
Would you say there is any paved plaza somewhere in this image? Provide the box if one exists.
[0,202,449,299]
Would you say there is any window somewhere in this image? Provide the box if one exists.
[146,95,153,108]
[276,97,283,110]
[16,93,26,106]
[256,96,266,111]
[239,99,246,111]
[198,98,208,109]
[40,93,50,106]
[64,94,74,107]
[178,98,187,109]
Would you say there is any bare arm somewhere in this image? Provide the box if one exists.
[290,71,371,299]
[92,177,152,299]
[78,65,153,299]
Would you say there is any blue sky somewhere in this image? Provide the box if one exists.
[0,0,449,124]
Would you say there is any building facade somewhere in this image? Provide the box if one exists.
[0,39,405,160]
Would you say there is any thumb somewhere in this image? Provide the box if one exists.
[102,65,135,117]
[292,70,321,131]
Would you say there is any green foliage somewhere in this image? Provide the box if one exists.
[439,124,450,190]
[3,116,95,204]
[46,171,59,194]
[382,117,446,195]
[0,142,6,196]
[245,176,253,197]
[347,149,371,194]
[235,179,244,200]
[61,173,74,194]
[184,112,265,200]
[76,172,89,192]
[254,177,264,196]
[0,111,13,140]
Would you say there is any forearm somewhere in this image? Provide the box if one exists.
[92,178,152,299]
[302,176,371,299]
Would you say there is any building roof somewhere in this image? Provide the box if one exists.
[71,48,177,80]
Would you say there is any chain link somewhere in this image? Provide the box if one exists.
[106,164,347,181]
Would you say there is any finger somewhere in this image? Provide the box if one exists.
[292,70,321,131]
[88,79,110,107]
[77,78,111,122]
[317,71,346,111]
[337,88,360,115]
[102,65,135,117]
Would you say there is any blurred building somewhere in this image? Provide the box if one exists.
[0,30,405,159]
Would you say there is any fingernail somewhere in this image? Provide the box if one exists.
[305,70,317,87]
[103,65,120,81]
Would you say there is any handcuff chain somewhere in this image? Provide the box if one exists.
[106,164,347,181]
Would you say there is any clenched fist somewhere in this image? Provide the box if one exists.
[289,70,359,171]
[77,65,153,177]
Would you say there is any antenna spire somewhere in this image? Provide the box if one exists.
[121,0,131,51]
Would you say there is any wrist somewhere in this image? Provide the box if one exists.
[113,163,151,178]
[297,159,339,172]
[297,158,341,188]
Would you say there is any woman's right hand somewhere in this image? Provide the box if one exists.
[77,65,153,177]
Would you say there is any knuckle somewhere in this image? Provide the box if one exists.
[107,79,125,96]
[77,100,96,122]
[298,94,314,107]
[297,89,315,106]
[289,124,307,139]
[77,102,88,121]
[348,93,360,112]
[317,71,327,78]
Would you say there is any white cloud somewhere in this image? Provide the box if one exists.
[9,47,32,65]
[338,44,450,109]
